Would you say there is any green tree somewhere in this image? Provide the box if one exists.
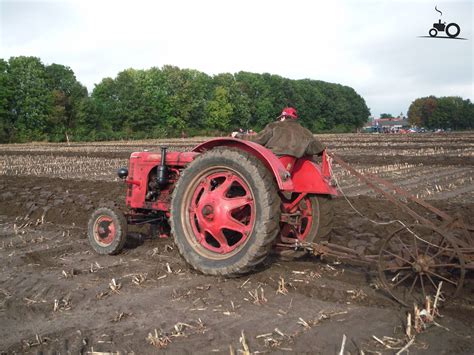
[408,96,473,129]
[291,79,324,131]
[204,86,233,131]
[421,96,438,128]
[0,58,14,142]
[79,77,117,140]
[45,63,88,141]
[460,99,474,130]
[407,98,424,127]
[380,113,394,118]
[7,56,52,141]
[408,96,438,128]
[213,73,251,129]
[234,72,276,129]
[161,66,212,134]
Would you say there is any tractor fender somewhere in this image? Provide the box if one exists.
[291,157,338,195]
[193,138,294,190]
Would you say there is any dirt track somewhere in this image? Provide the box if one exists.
[0,133,473,354]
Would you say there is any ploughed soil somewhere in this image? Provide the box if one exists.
[0,175,473,354]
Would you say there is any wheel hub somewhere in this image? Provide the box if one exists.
[188,172,255,255]
[413,255,434,273]
[378,224,466,307]
[94,216,116,246]
[202,205,214,221]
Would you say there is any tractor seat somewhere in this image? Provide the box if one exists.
[278,155,297,174]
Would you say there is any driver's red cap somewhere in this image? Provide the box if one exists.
[281,107,298,119]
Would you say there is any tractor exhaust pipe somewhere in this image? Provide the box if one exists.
[157,146,169,187]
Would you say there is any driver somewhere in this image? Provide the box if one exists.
[231,107,325,158]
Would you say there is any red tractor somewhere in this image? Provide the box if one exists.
[88,138,338,276]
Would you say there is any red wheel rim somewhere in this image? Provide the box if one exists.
[280,197,314,243]
[93,216,116,246]
[186,170,255,257]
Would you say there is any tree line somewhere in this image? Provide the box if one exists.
[407,96,473,130]
[0,56,373,143]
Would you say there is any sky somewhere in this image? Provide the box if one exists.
[1,0,473,118]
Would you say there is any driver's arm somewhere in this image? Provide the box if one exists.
[235,125,273,146]
[307,139,325,156]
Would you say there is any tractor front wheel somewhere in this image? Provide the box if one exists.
[88,207,128,255]
[171,147,281,276]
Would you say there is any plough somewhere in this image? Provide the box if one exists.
[301,152,473,306]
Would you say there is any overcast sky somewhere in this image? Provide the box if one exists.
[1,0,472,117]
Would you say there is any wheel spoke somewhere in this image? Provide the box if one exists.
[408,275,419,296]
[382,265,412,272]
[196,213,210,229]
[429,239,451,259]
[188,205,196,213]
[381,248,413,265]
[431,263,461,268]
[225,196,252,211]
[396,235,417,261]
[199,179,212,193]
[194,230,205,243]
[297,219,306,235]
[213,175,235,198]
[420,274,427,300]
[420,230,445,257]
[193,185,208,205]
[423,233,433,256]
[223,217,251,235]
[426,273,439,290]
[391,272,414,288]
[208,229,230,253]
[425,270,458,286]
[412,231,419,258]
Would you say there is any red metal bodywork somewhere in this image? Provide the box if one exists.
[290,155,337,194]
[125,138,336,213]
[193,138,294,190]
[125,151,198,211]
[193,138,338,195]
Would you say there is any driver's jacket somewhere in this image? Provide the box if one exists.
[235,120,325,158]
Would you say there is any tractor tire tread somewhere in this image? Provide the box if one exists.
[316,195,333,242]
[87,206,127,255]
[171,147,281,277]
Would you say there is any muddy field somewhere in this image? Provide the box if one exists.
[0,132,473,354]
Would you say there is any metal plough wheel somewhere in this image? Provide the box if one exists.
[378,224,465,307]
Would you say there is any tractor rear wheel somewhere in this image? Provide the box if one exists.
[171,147,281,276]
[278,195,332,259]
[88,207,128,255]
[446,23,460,38]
